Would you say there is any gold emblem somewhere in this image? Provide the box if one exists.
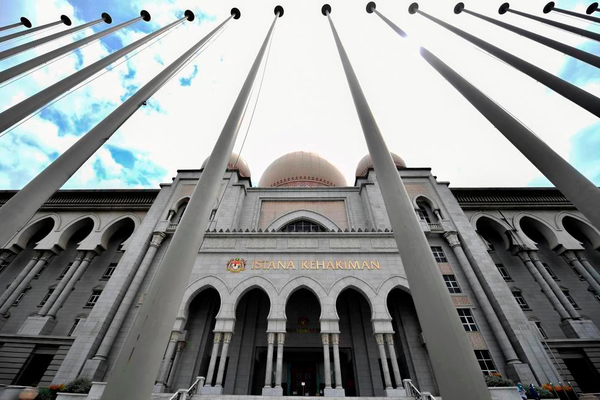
[226,258,246,273]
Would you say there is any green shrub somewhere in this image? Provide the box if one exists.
[35,388,56,400]
[485,375,514,387]
[63,377,92,394]
[526,386,554,399]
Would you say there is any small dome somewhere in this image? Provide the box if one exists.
[258,151,347,187]
[201,153,251,178]
[356,152,406,177]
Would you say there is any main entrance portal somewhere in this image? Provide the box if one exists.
[286,349,321,396]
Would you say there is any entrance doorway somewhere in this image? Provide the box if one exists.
[285,349,322,396]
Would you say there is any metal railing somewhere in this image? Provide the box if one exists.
[428,222,443,231]
[403,379,437,400]
[168,376,204,400]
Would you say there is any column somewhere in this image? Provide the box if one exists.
[565,251,600,292]
[204,332,222,387]
[444,232,521,364]
[155,331,180,390]
[322,333,332,389]
[166,341,186,390]
[215,332,232,388]
[331,333,343,389]
[275,333,285,389]
[264,333,275,388]
[577,253,600,285]
[47,251,96,317]
[0,251,41,310]
[516,251,570,320]
[375,334,392,389]
[38,251,85,316]
[166,210,176,222]
[0,250,54,316]
[529,251,580,319]
[384,334,401,388]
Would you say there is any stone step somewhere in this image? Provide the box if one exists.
[192,397,417,400]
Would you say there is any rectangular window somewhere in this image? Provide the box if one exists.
[495,263,511,281]
[68,318,83,337]
[12,287,31,306]
[101,263,118,280]
[58,263,73,280]
[417,207,431,223]
[33,264,48,279]
[562,290,579,309]
[457,309,478,332]
[39,288,55,307]
[593,290,600,303]
[534,321,548,339]
[0,260,9,275]
[570,265,585,280]
[431,246,448,263]
[443,275,462,294]
[85,289,103,308]
[543,263,559,280]
[474,350,497,375]
[513,291,529,310]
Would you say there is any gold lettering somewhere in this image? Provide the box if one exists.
[370,260,381,269]
[363,261,371,270]
[336,261,342,270]
[327,261,335,270]
[289,261,296,269]
[317,260,325,269]
[269,261,276,270]
[302,261,308,269]
[310,260,316,270]
[278,261,286,270]
[348,261,359,270]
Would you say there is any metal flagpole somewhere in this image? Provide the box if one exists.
[0,13,149,85]
[0,16,71,44]
[0,17,32,33]
[543,1,600,24]
[454,3,600,68]
[322,4,491,399]
[412,6,600,118]
[499,3,600,42]
[0,14,112,62]
[0,9,236,251]
[367,1,600,232]
[587,2,599,14]
[100,7,281,400]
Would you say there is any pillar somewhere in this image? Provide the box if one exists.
[275,333,285,389]
[577,253,600,285]
[384,334,402,388]
[528,251,580,319]
[204,332,222,388]
[215,332,232,388]
[331,334,343,389]
[0,252,41,311]
[375,334,392,389]
[0,250,54,316]
[516,251,570,320]
[155,331,180,392]
[166,340,186,390]
[564,251,600,293]
[38,251,85,316]
[47,251,96,317]
[264,333,275,388]
[322,333,332,389]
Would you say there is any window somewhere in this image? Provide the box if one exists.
[591,288,600,303]
[177,204,188,223]
[58,263,73,280]
[209,208,217,221]
[443,275,462,294]
[457,309,478,332]
[534,321,548,339]
[101,263,118,280]
[496,263,511,281]
[512,290,529,310]
[431,246,448,263]
[474,350,497,375]
[279,219,326,233]
[0,259,9,275]
[33,264,48,279]
[13,287,31,306]
[543,263,558,280]
[68,317,84,337]
[570,265,585,281]
[562,289,579,309]
[39,288,55,307]
[85,289,103,308]
[416,206,431,223]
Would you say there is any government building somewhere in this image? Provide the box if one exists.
[1,151,599,398]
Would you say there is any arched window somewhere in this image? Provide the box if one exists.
[279,219,327,233]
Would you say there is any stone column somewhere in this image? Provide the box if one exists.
[384,334,402,388]
[264,333,275,388]
[47,251,96,317]
[215,332,232,388]
[155,331,180,391]
[331,334,343,389]
[444,232,521,365]
[166,210,176,222]
[0,250,54,316]
[516,251,570,320]
[528,251,580,319]
[166,340,186,390]
[204,332,222,388]
[564,251,600,293]
[38,251,85,316]
[0,251,41,310]
[576,253,600,285]
[275,333,285,389]
[375,333,392,389]
[322,333,332,389]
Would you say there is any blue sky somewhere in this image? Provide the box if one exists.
[0,0,598,190]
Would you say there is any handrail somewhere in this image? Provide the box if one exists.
[168,376,205,400]
[403,379,437,400]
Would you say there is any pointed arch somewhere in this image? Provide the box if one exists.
[557,212,600,249]
[99,215,139,250]
[6,214,58,251]
[471,213,514,250]
[179,276,228,321]
[515,213,561,250]
[229,276,276,318]
[53,215,96,251]
[267,210,340,231]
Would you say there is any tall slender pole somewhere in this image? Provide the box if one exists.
[100,7,280,400]
[322,4,491,399]
[0,17,32,33]
[587,2,599,14]
[0,9,235,251]
[0,16,71,44]
[543,1,600,23]
[499,3,600,42]
[0,14,112,62]
[413,6,600,117]
[369,2,600,232]
[454,3,600,68]
[0,13,149,85]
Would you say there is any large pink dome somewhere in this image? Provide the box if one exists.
[258,152,347,187]
[201,153,251,178]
